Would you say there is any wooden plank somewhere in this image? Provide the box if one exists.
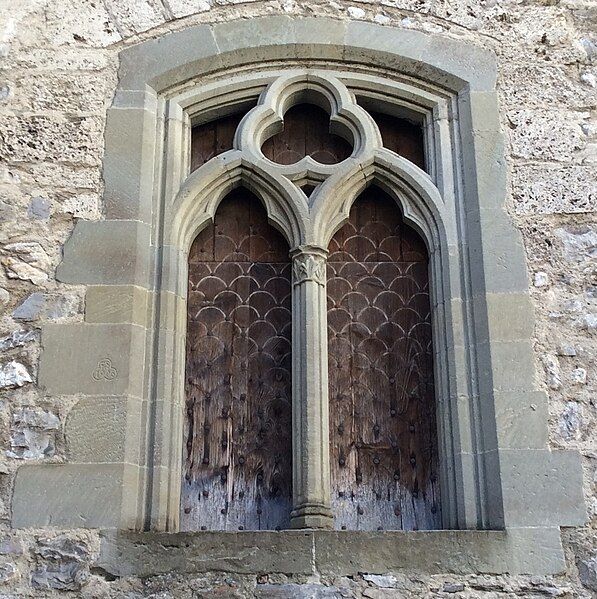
[182,190,292,531]
[368,111,426,170]
[327,187,440,531]
[261,104,352,165]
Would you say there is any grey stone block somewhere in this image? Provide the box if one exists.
[498,449,587,528]
[493,390,548,449]
[213,16,296,56]
[97,528,565,577]
[103,103,156,222]
[313,528,564,576]
[477,340,537,394]
[118,24,219,92]
[65,396,144,464]
[38,323,146,397]
[345,22,496,92]
[85,285,149,326]
[98,530,315,577]
[12,463,142,529]
[293,18,347,60]
[467,209,530,294]
[473,293,536,343]
[56,220,151,287]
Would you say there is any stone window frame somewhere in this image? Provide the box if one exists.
[13,16,585,575]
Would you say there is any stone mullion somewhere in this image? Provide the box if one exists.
[290,245,334,529]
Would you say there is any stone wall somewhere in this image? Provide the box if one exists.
[0,0,595,596]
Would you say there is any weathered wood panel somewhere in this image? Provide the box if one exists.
[327,187,440,531]
[190,112,244,171]
[182,189,292,531]
[262,104,352,165]
[368,111,426,171]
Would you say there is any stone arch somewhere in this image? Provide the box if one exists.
[14,16,584,573]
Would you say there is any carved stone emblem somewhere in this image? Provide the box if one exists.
[92,358,118,381]
[292,252,326,285]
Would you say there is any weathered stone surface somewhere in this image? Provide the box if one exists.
[555,226,597,262]
[97,528,567,577]
[85,285,148,325]
[27,196,51,220]
[12,463,141,529]
[12,292,80,321]
[1,241,50,285]
[559,401,583,440]
[363,575,398,588]
[0,563,18,584]
[66,396,143,464]
[7,408,60,460]
[38,323,146,397]
[256,583,348,598]
[31,536,90,591]
[0,361,32,389]
[0,539,23,556]
[512,165,596,215]
[0,329,36,351]
[578,554,597,592]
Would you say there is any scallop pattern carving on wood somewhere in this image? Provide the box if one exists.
[327,187,440,531]
[182,190,293,532]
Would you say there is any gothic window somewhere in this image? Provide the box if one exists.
[182,78,438,531]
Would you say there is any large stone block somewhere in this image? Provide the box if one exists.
[65,396,145,464]
[56,220,151,287]
[493,390,548,449]
[98,530,315,577]
[97,528,566,577]
[467,209,530,295]
[38,323,146,397]
[313,528,565,575]
[118,24,219,92]
[103,101,157,222]
[498,449,586,528]
[12,463,142,529]
[85,285,149,326]
[474,293,536,342]
[476,339,537,394]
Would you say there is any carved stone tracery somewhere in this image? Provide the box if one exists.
[180,72,439,530]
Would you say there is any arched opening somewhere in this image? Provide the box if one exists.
[327,185,440,530]
[182,188,293,531]
[261,103,353,165]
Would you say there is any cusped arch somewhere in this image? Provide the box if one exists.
[234,71,383,179]
[311,149,449,253]
[172,150,309,251]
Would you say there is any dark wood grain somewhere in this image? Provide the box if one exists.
[182,189,292,531]
[261,104,352,165]
[190,113,245,171]
[368,111,426,171]
[327,186,440,531]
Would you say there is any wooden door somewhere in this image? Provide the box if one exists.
[181,189,293,531]
[327,186,440,530]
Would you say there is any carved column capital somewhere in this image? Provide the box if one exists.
[290,245,328,286]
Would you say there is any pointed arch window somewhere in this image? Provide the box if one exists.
[181,76,439,531]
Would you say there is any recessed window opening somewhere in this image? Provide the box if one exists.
[182,189,293,531]
[327,185,440,531]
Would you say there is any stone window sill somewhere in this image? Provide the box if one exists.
[98,527,565,577]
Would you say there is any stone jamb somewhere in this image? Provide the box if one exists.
[11,16,586,575]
